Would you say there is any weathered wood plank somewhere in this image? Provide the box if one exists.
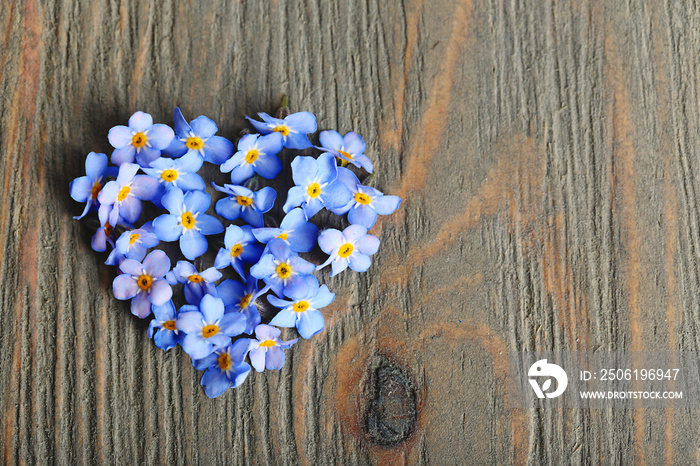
[2,0,700,464]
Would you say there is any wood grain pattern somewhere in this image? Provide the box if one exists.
[2,0,700,464]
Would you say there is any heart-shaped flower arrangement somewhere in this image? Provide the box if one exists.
[69,104,401,397]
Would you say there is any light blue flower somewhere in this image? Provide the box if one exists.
[212,183,276,228]
[112,250,172,318]
[246,324,297,372]
[214,225,263,279]
[165,261,222,305]
[69,152,117,219]
[282,153,352,218]
[317,225,380,276]
[268,276,334,339]
[252,207,319,253]
[152,188,224,260]
[317,130,373,173]
[142,151,205,206]
[250,239,316,298]
[217,276,269,334]
[331,167,401,228]
[193,339,252,397]
[115,222,159,262]
[91,205,118,252]
[220,132,283,184]
[108,111,175,167]
[175,294,247,360]
[148,300,183,351]
[98,163,159,226]
[163,107,234,165]
[246,111,317,149]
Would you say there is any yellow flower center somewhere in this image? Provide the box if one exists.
[137,274,153,290]
[104,222,113,235]
[293,301,310,313]
[202,324,219,338]
[186,136,204,150]
[276,232,288,241]
[245,149,259,164]
[307,183,321,198]
[129,233,140,245]
[354,193,371,205]
[272,125,290,136]
[230,244,243,257]
[240,294,252,309]
[132,132,147,148]
[117,186,130,202]
[163,320,177,331]
[91,182,102,199]
[161,169,178,182]
[259,340,276,347]
[338,243,354,258]
[338,150,353,160]
[237,196,253,207]
[188,274,203,283]
[218,352,232,371]
[181,212,196,229]
[276,263,292,279]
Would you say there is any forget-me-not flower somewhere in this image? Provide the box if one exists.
[98,163,159,226]
[91,205,118,252]
[148,300,182,351]
[252,207,318,253]
[282,153,352,218]
[176,294,247,360]
[331,167,401,228]
[142,151,205,206]
[193,339,252,398]
[164,107,234,165]
[112,249,172,318]
[217,276,269,334]
[250,238,316,298]
[220,132,283,184]
[268,276,334,339]
[246,324,297,372]
[214,225,263,279]
[69,152,117,219]
[317,225,380,276]
[108,111,175,167]
[152,188,224,260]
[166,260,222,305]
[317,130,373,173]
[115,222,160,262]
[213,183,276,228]
[246,111,317,149]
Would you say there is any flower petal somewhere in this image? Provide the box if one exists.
[147,124,175,150]
[290,156,318,186]
[108,126,134,149]
[318,229,343,254]
[297,310,324,339]
[131,292,153,318]
[269,309,297,328]
[203,136,234,165]
[200,294,225,322]
[128,111,153,132]
[110,146,136,166]
[180,231,208,259]
[348,253,372,272]
[319,130,343,151]
[196,214,224,235]
[153,214,182,242]
[265,346,286,370]
[190,115,218,138]
[176,311,204,333]
[148,279,173,306]
[113,274,139,300]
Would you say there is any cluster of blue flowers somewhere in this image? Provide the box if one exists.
[70,107,401,398]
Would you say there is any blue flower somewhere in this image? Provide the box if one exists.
[91,205,118,252]
[220,132,283,184]
[148,300,183,351]
[217,275,269,334]
[176,294,247,360]
[317,225,380,276]
[268,276,334,339]
[212,183,276,228]
[152,188,224,260]
[317,130,373,173]
[98,163,159,226]
[69,152,117,220]
[282,153,352,218]
[214,225,264,279]
[250,238,316,297]
[193,339,252,397]
[330,167,402,228]
[246,111,317,149]
[112,250,172,318]
[115,222,160,262]
[166,260,222,305]
[246,324,297,372]
[108,111,175,167]
[142,151,205,206]
[163,107,234,165]
[252,207,319,253]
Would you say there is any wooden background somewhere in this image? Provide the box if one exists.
[1,0,699,464]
